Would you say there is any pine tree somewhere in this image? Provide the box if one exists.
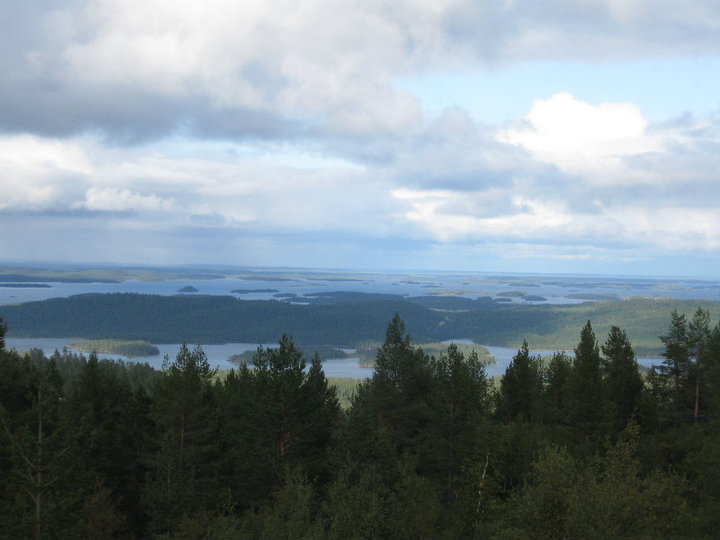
[346,315,433,476]
[0,315,6,350]
[429,344,489,503]
[543,351,572,427]
[250,336,340,494]
[143,344,219,535]
[659,310,692,424]
[496,340,543,423]
[602,326,643,433]
[569,321,606,449]
[0,355,75,538]
[688,308,712,421]
[63,354,143,535]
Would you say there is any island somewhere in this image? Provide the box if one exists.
[230,288,279,294]
[68,339,160,358]
[177,286,199,293]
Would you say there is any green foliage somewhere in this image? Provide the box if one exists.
[322,465,391,540]
[67,338,160,357]
[602,325,644,433]
[496,341,543,423]
[144,345,221,536]
[5,292,720,357]
[327,377,362,409]
[245,467,323,540]
[543,351,572,426]
[1,312,719,538]
[229,344,347,365]
[501,429,694,539]
[568,321,607,449]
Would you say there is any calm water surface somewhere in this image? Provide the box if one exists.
[5,337,661,380]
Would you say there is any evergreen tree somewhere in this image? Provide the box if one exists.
[214,364,263,510]
[704,323,720,420]
[143,344,220,536]
[0,315,6,350]
[496,340,543,424]
[568,321,606,449]
[250,336,340,493]
[429,344,489,504]
[601,326,643,434]
[63,354,144,536]
[0,354,77,538]
[543,351,572,427]
[346,315,434,477]
[688,308,712,421]
[659,310,692,424]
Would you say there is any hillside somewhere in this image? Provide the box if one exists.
[3,292,719,355]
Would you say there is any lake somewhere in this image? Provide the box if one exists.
[5,337,662,380]
[3,272,720,307]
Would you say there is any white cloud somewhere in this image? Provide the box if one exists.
[9,0,720,143]
[0,135,91,210]
[3,1,720,274]
[498,93,664,181]
[78,187,175,212]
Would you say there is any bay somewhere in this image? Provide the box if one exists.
[5,337,661,380]
[3,271,720,308]
[4,337,373,379]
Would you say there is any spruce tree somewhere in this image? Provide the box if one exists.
[569,321,606,448]
[543,351,572,427]
[602,326,643,434]
[143,345,219,535]
[688,308,712,421]
[659,310,691,424]
[429,344,489,504]
[496,340,543,423]
[346,315,433,477]
[251,336,340,492]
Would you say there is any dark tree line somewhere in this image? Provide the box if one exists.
[1,310,720,538]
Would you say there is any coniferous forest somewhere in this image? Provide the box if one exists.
[2,310,720,539]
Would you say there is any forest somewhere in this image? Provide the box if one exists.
[1,308,719,539]
[4,291,720,355]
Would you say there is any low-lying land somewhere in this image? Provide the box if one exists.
[3,292,719,355]
[67,339,160,358]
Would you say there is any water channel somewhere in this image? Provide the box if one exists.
[5,337,662,380]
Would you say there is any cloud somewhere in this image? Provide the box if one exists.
[498,93,664,181]
[0,135,91,210]
[3,1,720,275]
[77,187,175,212]
[4,1,720,144]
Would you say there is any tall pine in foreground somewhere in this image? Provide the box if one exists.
[569,321,606,450]
[602,326,643,435]
[250,336,340,492]
[496,340,543,424]
[143,345,220,536]
[346,314,434,478]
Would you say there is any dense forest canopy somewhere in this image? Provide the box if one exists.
[2,309,720,538]
[4,292,720,355]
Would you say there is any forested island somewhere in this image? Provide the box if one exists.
[3,291,720,355]
[1,309,720,538]
[67,339,160,358]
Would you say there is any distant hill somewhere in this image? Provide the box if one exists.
[2,292,719,355]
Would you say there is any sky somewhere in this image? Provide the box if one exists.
[2,0,720,277]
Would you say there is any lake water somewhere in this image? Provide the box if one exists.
[3,272,720,307]
[4,337,373,378]
[5,337,662,380]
